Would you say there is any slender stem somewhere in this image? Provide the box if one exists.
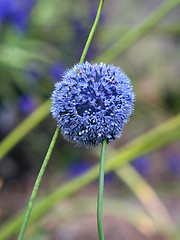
[17,127,60,240]
[0,0,179,164]
[79,0,104,64]
[17,0,105,239]
[97,139,107,240]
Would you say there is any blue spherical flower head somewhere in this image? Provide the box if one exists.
[51,62,135,146]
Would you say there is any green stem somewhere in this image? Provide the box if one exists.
[17,127,60,240]
[17,0,105,239]
[79,0,104,64]
[1,0,178,163]
[97,139,107,240]
[1,113,180,240]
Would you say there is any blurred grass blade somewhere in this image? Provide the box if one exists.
[0,113,180,240]
[98,24,180,45]
[0,100,51,161]
[0,0,179,162]
[105,113,180,171]
[97,0,180,62]
[115,164,175,231]
[25,197,157,239]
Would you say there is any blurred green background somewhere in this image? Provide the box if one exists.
[0,0,180,239]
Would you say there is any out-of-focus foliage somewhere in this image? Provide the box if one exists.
[0,0,180,240]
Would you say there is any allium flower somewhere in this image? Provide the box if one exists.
[51,62,135,146]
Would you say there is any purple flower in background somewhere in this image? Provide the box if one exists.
[131,156,151,176]
[68,159,92,177]
[0,0,36,31]
[104,172,114,184]
[166,151,180,177]
[18,95,36,115]
[0,0,11,23]
[49,62,65,82]
[51,61,135,146]
[68,158,114,184]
